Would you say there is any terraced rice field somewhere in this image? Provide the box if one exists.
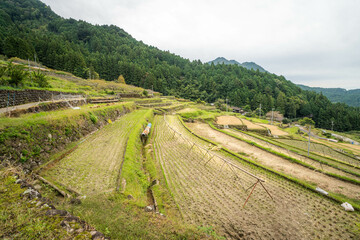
[42,110,148,196]
[225,128,360,183]
[276,139,360,166]
[187,122,360,199]
[153,115,359,239]
[338,142,360,155]
[272,139,360,178]
[312,137,360,157]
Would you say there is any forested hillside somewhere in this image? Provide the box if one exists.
[1,0,359,131]
[298,85,360,107]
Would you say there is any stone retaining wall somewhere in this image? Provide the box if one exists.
[0,90,82,108]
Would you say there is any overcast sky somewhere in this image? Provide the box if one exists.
[41,0,360,89]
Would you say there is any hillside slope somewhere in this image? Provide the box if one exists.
[0,0,359,131]
[298,85,360,107]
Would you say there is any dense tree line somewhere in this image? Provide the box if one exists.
[0,0,359,131]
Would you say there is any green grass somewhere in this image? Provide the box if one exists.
[0,102,136,164]
[282,126,301,137]
[0,102,134,129]
[1,58,145,96]
[240,115,269,124]
[0,173,71,239]
[65,194,209,240]
[120,109,154,206]
[178,108,225,122]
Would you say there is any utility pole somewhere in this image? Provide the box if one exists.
[28,59,32,84]
[259,103,262,118]
[226,98,228,113]
[331,121,334,131]
[271,108,274,125]
[152,85,154,97]
[307,125,311,157]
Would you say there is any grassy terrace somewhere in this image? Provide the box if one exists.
[0,102,135,129]
[0,58,145,96]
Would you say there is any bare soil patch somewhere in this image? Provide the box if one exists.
[259,123,288,136]
[240,118,264,129]
[216,116,243,125]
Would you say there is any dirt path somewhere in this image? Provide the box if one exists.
[42,110,146,196]
[154,115,359,240]
[186,122,360,200]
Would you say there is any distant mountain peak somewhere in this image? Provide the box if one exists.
[207,57,267,72]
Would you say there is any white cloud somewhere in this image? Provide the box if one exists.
[41,0,360,89]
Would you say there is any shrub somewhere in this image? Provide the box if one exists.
[282,118,290,124]
[32,70,50,88]
[0,66,6,78]
[7,62,28,87]
[89,112,98,124]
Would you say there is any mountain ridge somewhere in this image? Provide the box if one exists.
[207,57,267,72]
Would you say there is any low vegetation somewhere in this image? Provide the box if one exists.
[0,102,136,169]
[0,170,71,239]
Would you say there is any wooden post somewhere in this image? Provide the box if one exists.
[204,155,214,166]
[186,143,195,155]
[243,180,259,208]
[199,149,209,163]
[259,181,274,201]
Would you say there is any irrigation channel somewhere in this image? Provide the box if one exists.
[154,115,359,239]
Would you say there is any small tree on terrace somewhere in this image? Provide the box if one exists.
[299,117,315,127]
[32,70,50,88]
[116,74,126,84]
[7,62,28,87]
